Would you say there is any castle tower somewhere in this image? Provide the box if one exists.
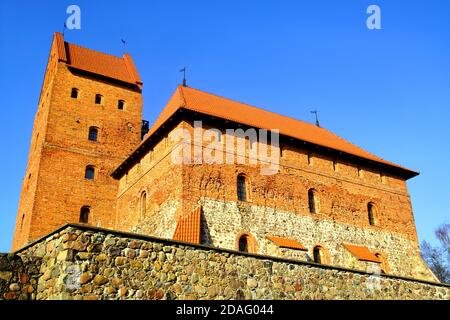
[12,33,143,250]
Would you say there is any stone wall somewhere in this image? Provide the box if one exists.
[199,198,435,281]
[0,253,40,300]
[1,225,448,300]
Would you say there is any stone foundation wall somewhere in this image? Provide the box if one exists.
[199,198,435,281]
[0,253,41,300]
[1,225,448,300]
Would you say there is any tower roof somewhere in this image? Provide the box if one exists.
[52,32,142,86]
[112,85,418,179]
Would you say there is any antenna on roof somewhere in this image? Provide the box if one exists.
[311,110,320,127]
[63,22,67,37]
[180,67,187,87]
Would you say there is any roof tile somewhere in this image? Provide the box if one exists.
[52,32,141,86]
[172,207,201,244]
[127,85,417,178]
[267,235,307,251]
[342,243,381,263]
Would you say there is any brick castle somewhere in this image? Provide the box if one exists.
[11,32,437,283]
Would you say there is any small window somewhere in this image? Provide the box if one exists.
[358,166,363,178]
[140,191,147,218]
[118,100,125,110]
[333,158,339,172]
[308,189,319,214]
[85,166,95,180]
[79,207,90,224]
[307,153,313,166]
[71,88,79,99]
[238,235,249,253]
[313,246,326,264]
[88,127,98,142]
[237,174,247,202]
[379,171,386,184]
[368,202,377,226]
[95,94,103,104]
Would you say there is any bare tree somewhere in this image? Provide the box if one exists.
[421,223,450,284]
[436,223,450,257]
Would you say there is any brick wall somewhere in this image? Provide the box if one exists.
[12,53,143,250]
[114,117,429,280]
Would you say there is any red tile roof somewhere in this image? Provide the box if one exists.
[112,85,418,179]
[342,243,381,263]
[172,207,201,244]
[267,235,307,251]
[52,32,142,86]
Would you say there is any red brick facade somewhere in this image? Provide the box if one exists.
[12,33,143,250]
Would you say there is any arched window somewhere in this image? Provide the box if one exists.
[85,166,95,180]
[237,174,248,202]
[71,88,79,99]
[79,206,90,224]
[95,94,103,104]
[236,233,256,253]
[140,191,147,218]
[368,202,377,226]
[308,189,319,213]
[118,100,125,110]
[238,235,249,253]
[88,127,98,142]
[313,246,327,264]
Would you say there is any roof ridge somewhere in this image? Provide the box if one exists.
[65,41,125,60]
[183,86,321,129]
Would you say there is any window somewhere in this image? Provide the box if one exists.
[308,189,319,214]
[358,166,363,178]
[333,158,339,172]
[71,88,79,99]
[237,174,247,202]
[85,166,95,180]
[118,100,125,110]
[237,233,255,253]
[313,246,326,264]
[88,127,98,142]
[307,153,313,166]
[140,191,147,218]
[95,94,103,104]
[368,202,377,226]
[79,207,90,224]
[238,235,249,253]
[379,171,387,184]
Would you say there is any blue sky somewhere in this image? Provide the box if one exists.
[0,0,449,252]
